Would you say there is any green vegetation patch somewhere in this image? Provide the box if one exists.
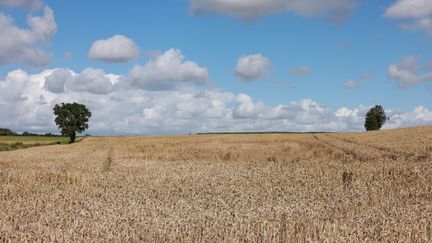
[0,136,70,143]
[0,136,85,152]
[0,142,37,151]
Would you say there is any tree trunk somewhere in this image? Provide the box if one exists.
[69,132,76,143]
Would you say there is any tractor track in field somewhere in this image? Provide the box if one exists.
[322,134,427,162]
[312,135,364,163]
[312,134,419,163]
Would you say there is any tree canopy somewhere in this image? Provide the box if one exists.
[364,105,388,131]
[53,103,91,143]
[0,128,15,136]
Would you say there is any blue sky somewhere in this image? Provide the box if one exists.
[0,0,432,135]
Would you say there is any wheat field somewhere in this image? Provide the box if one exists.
[0,126,432,242]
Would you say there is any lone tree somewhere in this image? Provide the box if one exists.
[53,102,91,143]
[364,105,388,131]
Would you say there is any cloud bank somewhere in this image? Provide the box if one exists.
[1,65,431,135]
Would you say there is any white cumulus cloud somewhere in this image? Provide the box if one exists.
[0,6,57,66]
[0,0,42,10]
[345,80,360,89]
[44,69,74,93]
[189,0,357,22]
[68,68,116,94]
[288,66,312,76]
[387,55,432,88]
[235,54,271,82]
[233,93,266,118]
[385,106,432,129]
[89,35,140,63]
[384,0,432,34]
[44,68,116,94]
[384,0,432,18]
[126,48,209,90]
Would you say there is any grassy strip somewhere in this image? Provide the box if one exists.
[0,137,85,152]
[0,136,70,143]
[0,142,45,151]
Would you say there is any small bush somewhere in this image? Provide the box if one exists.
[342,171,353,188]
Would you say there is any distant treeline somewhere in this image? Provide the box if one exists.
[195,131,331,135]
[0,128,15,136]
[0,128,62,137]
